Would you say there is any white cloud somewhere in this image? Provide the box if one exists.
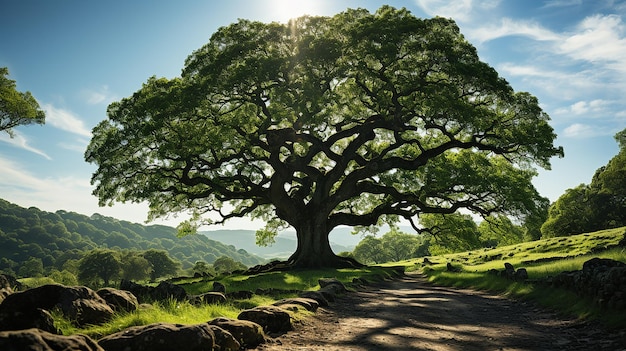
[0,132,51,160]
[414,0,500,22]
[554,99,612,116]
[468,18,561,44]
[562,123,612,138]
[559,14,626,70]
[542,0,582,9]
[83,85,116,105]
[43,104,92,137]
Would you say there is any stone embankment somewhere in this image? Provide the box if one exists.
[0,273,352,350]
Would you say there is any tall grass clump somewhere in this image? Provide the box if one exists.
[55,299,241,338]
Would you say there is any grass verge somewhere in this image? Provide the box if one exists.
[401,227,626,329]
[56,265,401,338]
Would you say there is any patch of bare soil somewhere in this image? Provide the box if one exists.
[256,273,626,351]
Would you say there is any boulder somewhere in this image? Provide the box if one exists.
[119,280,188,302]
[514,268,529,281]
[0,284,114,330]
[298,291,329,307]
[582,257,626,273]
[206,325,241,351]
[0,288,11,304]
[549,258,626,310]
[153,281,188,301]
[446,263,461,272]
[212,281,226,293]
[98,323,215,351]
[226,290,254,300]
[318,278,347,293]
[273,297,319,312]
[97,288,139,313]
[208,317,267,349]
[0,328,103,351]
[237,305,292,334]
[0,308,58,334]
[189,292,227,305]
[0,274,24,291]
[67,298,115,327]
[316,287,338,302]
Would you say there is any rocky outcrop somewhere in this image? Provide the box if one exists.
[119,280,188,302]
[487,263,529,282]
[0,274,24,305]
[0,284,114,331]
[97,288,139,313]
[238,305,293,335]
[208,317,267,349]
[0,328,103,351]
[548,258,626,309]
[189,292,227,305]
[273,297,319,312]
[298,290,329,307]
[98,323,217,351]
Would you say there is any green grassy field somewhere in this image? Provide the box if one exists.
[390,226,626,328]
[54,266,400,337]
[54,226,625,336]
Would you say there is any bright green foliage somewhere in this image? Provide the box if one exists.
[142,249,180,281]
[353,231,429,264]
[0,67,45,136]
[78,249,121,286]
[0,198,264,275]
[478,215,526,247]
[542,128,626,237]
[212,256,247,275]
[120,251,152,281]
[420,213,483,255]
[18,257,44,278]
[191,261,215,276]
[86,7,562,267]
[353,236,386,264]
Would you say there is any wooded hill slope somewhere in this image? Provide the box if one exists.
[0,199,265,274]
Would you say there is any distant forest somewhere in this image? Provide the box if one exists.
[0,198,265,276]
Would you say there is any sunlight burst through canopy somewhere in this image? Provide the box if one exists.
[269,0,323,23]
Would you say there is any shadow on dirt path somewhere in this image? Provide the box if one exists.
[257,273,625,351]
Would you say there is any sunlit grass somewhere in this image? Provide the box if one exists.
[55,298,242,339]
[182,266,398,296]
[409,227,626,328]
[54,266,401,338]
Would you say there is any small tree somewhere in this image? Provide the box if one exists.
[352,235,385,264]
[0,67,45,136]
[420,213,483,255]
[478,215,525,247]
[86,7,562,268]
[192,261,214,276]
[78,249,121,286]
[142,249,180,281]
[18,257,44,278]
[120,251,152,281]
[212,256,246,275]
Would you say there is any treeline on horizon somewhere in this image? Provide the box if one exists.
[0,198,265,279]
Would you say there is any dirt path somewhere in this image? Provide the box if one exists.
[256,273,625,351]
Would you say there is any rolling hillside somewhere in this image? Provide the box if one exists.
[0,199,265,273]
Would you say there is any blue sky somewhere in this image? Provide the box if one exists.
[1,0,625,231]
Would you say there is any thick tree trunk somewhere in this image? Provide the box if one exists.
[287,218,363,269]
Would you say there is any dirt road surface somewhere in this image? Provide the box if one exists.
[256,273,626,351]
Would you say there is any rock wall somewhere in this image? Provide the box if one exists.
[547,258,626,310]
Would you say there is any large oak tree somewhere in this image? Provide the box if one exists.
[86,7,563,268]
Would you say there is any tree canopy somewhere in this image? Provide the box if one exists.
[0,67,45,136]
[542,128,626,237]
[86,7,562,268]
